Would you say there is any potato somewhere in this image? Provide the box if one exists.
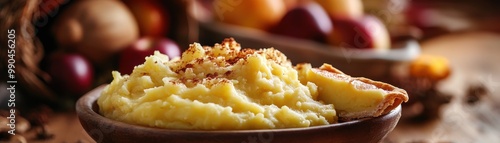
[52,0,138,65]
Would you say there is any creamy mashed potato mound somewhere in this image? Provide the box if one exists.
[98,38,337,129]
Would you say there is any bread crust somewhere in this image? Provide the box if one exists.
[318,64,409,121]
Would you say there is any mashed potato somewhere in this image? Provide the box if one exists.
[98,38,337,129]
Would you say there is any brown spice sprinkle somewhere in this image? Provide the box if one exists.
[224,71,232,76]
[169,38,291,86]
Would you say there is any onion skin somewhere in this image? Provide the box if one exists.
[118,37,181,75]
[46,52,94,96]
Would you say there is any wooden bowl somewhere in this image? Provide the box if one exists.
[197,22,420,81]
[76,85,402,143]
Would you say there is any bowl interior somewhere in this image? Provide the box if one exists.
[77,85,402,143]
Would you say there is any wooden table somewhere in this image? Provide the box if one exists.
[15,112,94,143]
[385,31,500,143]
[4,31,500,143]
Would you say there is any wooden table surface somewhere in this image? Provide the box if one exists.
[3,31,500,143]
[385,31,500,143]
[13,112,94,143]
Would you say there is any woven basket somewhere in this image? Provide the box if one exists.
[0,0,195,103]
[0,0,58,102]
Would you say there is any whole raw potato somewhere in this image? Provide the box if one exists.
[52,0,139,65]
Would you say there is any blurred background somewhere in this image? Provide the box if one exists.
[0,0,499,142]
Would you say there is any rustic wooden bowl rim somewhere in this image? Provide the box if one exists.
[77,85,402,134]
